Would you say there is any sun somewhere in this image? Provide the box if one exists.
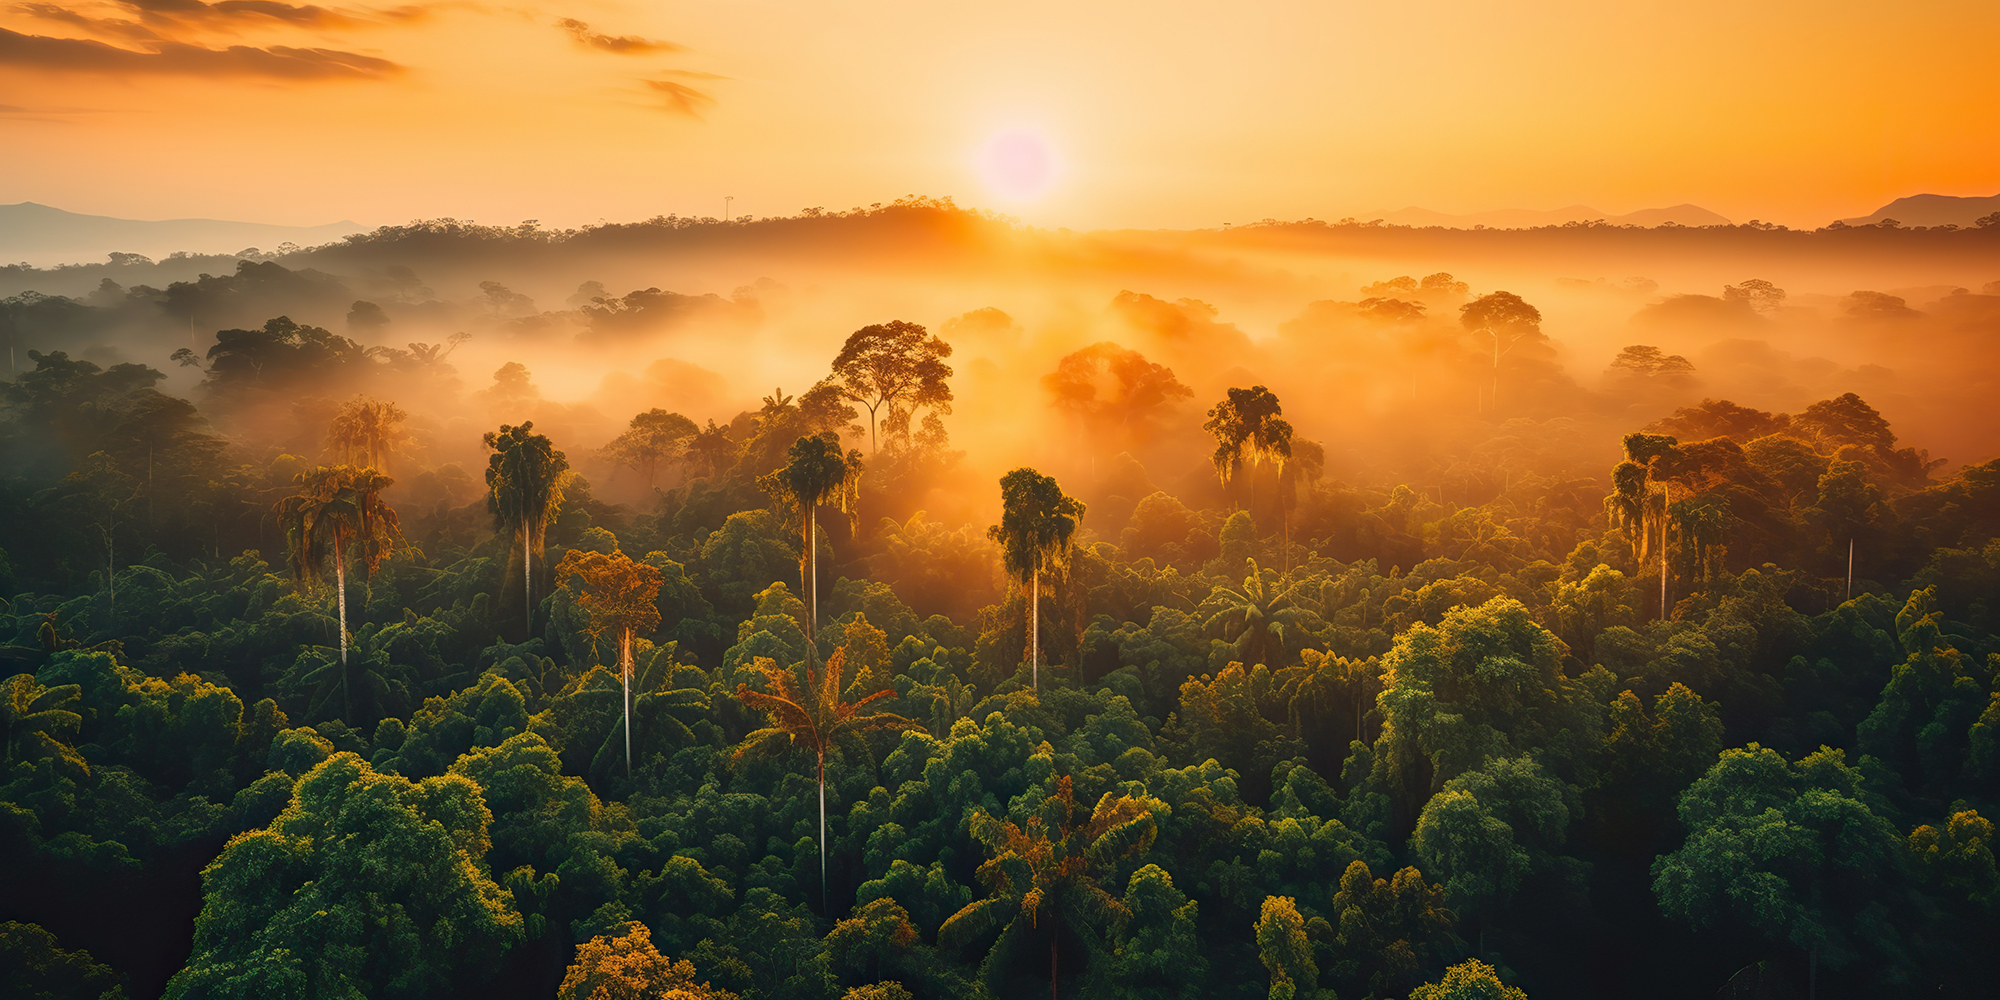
[976,129,1060,202]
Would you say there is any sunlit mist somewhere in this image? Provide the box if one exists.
[976,128,1059,202]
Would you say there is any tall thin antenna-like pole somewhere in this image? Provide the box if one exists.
[725,196,734,221]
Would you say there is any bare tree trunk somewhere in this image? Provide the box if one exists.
[336,535,350,721]
[1282,503,1290,574]
[810,513,819,647]
[1659,506,1670,621]
[1846,537,1854,601]
[1031,571,1040,693]
[523,526,532,634]
[622,628,633,778]
[818,751,828,911]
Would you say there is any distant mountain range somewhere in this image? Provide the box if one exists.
[1838,193,2000,228]
[0,202,364,266]
[1358,203,1733,229]
[2,192,1993,267]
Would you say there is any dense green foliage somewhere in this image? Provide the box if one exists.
[2,297,1998,1000]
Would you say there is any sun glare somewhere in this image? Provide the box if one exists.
[976,129,1060,202]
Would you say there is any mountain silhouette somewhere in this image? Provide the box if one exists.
[1838,192,2000,228]
[1358,203,1730,229]
[0,202,364,265]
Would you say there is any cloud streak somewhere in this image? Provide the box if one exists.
[120,0,365,30]
[557,17,679,55]
[15,0,427,38]
[644,76,713,117]
[0,26,403,78]
[15,3,167,42]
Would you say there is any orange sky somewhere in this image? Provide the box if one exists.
[2,0,1996,231]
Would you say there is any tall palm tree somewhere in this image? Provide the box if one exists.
[988,469,1085,694]
[275,465,403,721]
[555,547,664,777]
[757,433,863,648]
[2,673,85,773]
[939,776,1161,998]
[485,422,570,634]
[733,648,919,907]
[1198,559,1314,668]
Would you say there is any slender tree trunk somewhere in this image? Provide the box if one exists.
[1031,571,1040,693]
[622,628,633,778]
[1051,932,1059,1000]
[1846,537,1854,600]
[523,525,532,634]
[1282,504,1290,574]
[810,513,819,647]
[1492,334,1500,409]
[818,750,828,911]
[1660,514,1668,620]
[336,535,350,721]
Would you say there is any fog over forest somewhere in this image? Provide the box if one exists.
[3,203,1999,1000]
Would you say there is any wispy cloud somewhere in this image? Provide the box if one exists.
[119,0,366,30]
[0,25,403,78]
[644,76,713,117]
[13,0,429,38]
[557,17,679,55]
[0,100,107,121]
[15,3,167,42]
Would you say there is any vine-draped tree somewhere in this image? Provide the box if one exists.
[733,648,918,907]
[1205,385,1293,561]
[988,468,1084,693]
[1205,384,1293,505]
[1604,432,1689,618]
[757,432,863,648]
[325,396,411,474]
[555,547,664,777]
[275,464,403,719]
[485,422,570,634]
[829,320,954,453]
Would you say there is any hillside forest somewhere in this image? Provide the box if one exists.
[3,205,2000,1000]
